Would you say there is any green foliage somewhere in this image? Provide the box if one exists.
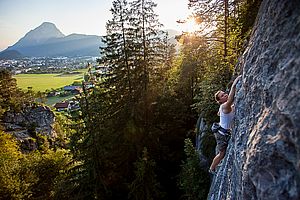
[172,32,232,123]
[192,62,232,123]
[178,139,210,200]
[53,112,74,145]
[128,148,164,200]
[0,132,28,200]
[238,0,263,37]
[0,131,72,200]
[0,69,36,117]
[22,149,73,199]
[65,0,177,198]
[59,85,126,199]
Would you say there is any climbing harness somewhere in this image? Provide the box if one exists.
[211,122,231,136]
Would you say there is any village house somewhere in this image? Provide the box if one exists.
[53,102,70,112]
[63,85,82,94]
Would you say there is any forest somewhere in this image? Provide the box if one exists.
[0,0,262,199]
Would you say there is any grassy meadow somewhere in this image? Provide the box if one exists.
[14,73,84,92]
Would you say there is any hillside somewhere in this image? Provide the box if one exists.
[0,50,24,59]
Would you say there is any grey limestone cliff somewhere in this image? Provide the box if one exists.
[208,0,300,199]
[2,105,56,151]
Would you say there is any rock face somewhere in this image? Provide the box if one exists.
[2,105,56,141]
[208,0,300,199]
[195,117,210,168]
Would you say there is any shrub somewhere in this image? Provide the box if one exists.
[178,139,210,200]
[0,131,73,199]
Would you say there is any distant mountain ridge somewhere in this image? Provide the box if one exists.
[0,22,180,59]
[1,22,103,58]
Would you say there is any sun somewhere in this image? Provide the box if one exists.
[184,17,198,33]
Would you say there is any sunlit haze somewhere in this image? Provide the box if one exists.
[0,0,193,51]
[184,17,199,33]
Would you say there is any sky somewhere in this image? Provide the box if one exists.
[0,0,194,51]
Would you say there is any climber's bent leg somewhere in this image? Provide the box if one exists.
[209,150,226,172]
[209,131,231,173]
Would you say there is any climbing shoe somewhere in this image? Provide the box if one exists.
[209,168,217,175]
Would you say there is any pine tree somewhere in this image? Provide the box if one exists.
[128,0,168,127]
[188,0,236,64]
[128,148,164,200]
[129,0,166,89]
[99,0,134,109]
[65,0,174,198]
[0,70,35,116]
[178,139,210,200]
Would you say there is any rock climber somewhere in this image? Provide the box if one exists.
[209,75,241,174]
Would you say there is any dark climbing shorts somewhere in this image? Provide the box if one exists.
[214,131,231,152]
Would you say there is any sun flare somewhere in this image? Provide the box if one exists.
[184,17,198,33]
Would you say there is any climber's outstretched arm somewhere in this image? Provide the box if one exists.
[223,75,241,111]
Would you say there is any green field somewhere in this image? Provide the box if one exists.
[14,73,84,92]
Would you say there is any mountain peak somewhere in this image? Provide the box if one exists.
[29,22,65,39]
[38,22,61,30]
[2,22,103,58]
[40,22,56,26]
[12,22,65,48]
